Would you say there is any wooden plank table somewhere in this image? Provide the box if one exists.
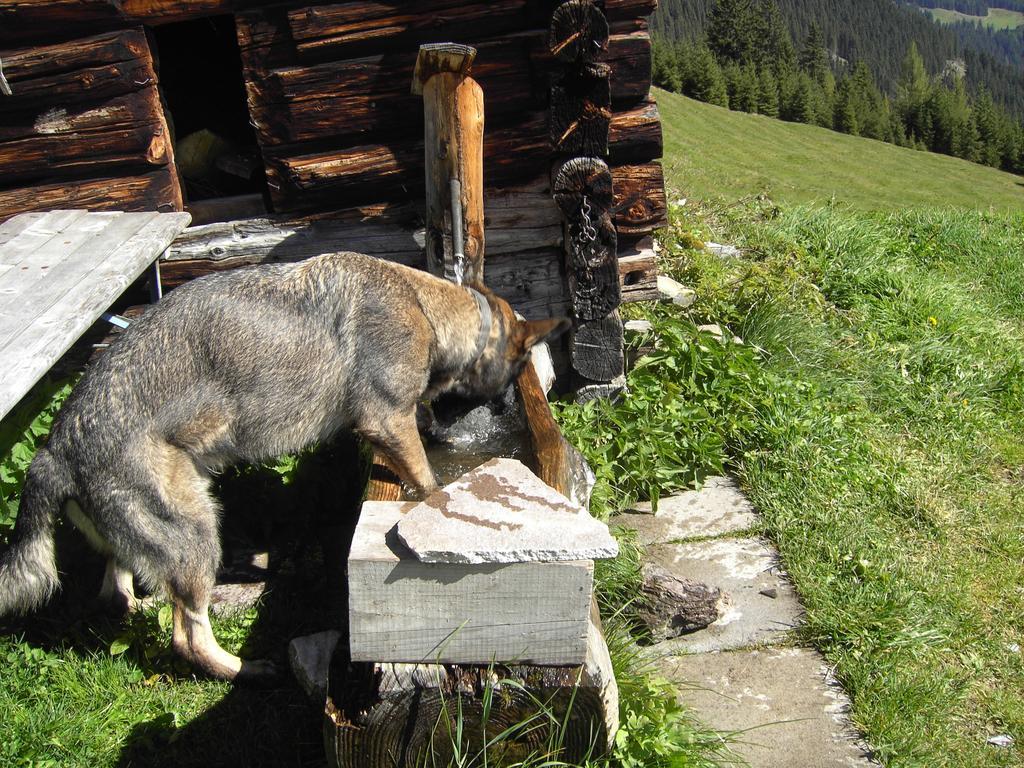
[0,209,191,422]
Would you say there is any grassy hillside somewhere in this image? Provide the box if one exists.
[657,88,1024,211]
[926,6,1024,29]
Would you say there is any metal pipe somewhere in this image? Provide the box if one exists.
[450,178,465,283]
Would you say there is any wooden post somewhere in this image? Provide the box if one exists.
[413,43,485,284]
[547,1,625,394]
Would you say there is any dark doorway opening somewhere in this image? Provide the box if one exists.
[151,16,269,218]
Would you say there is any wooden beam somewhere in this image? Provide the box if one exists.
[611,160,668,237]
[0,4,127,46]
[549,65,611,157]
[0,168,182,222]
[618,236,660,303]
[570,310,625,382]
[549,0,609,64]
[288,0,534,59]
[607,97,662,164]
[260,102,658,213]
[0,90,164,143]
[0,122,171,184]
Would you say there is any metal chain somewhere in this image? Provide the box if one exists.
[571,196,602,291]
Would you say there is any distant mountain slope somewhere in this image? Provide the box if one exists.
[656,88,1024,210]
[651,0,1024,117]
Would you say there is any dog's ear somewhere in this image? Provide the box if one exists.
[513,317,571,352]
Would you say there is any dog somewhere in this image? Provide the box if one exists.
[0,251,569,680]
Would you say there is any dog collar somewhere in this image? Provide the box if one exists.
[467,287,492,363]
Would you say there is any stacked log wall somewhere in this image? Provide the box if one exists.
[0,0,665,375]
[0,29,182,221]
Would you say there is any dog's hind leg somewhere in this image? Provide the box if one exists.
[106,442,275,681]
[168,580,276,681]
[98,558,140,615]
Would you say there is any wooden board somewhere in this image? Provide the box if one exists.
[348,500,594,665]
[0,210,191,421]
[161,179,562,273]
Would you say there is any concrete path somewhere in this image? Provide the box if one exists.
[611,477,878,767]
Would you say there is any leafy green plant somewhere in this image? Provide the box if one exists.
[555,306,771,516]
[0,377,75,543]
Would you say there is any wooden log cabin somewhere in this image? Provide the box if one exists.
[0,0,666,391]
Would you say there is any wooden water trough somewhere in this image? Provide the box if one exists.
[327,377,618,767]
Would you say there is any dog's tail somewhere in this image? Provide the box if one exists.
[0,448,72,615]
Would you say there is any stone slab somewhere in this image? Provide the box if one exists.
[647,538,802,652]
[611,476,758,544]
[397,458,618,564]
[657,648,877,767]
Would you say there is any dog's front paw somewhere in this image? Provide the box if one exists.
[234,657,282,685]
[404,480,440,502]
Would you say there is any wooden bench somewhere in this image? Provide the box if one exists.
[0,209,192,421]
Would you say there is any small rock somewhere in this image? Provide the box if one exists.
[289,630,341,704]
[1008,643,1020,653]
[637,562,723,641]
[705,242,741,258]
[623,319,654,334]
[697,323,743,345]
[987,734,1014,748]
[760,587,778,599]
[674,198,688,207]
[209,582,267,616]
[657,275,696,308]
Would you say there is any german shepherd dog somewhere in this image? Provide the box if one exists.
[0,252,569,680]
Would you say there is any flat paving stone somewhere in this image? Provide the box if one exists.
[611,476,758,545]
[657,648,877,767]
[647,538,802,652]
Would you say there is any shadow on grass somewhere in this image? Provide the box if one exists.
[1,436,366,768]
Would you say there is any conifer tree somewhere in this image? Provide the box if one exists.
[652,38,683,93]
[896,43,933,146]
[707,0,757,64]
[834,78,859,135]
[798,23,830,87]
[680,43,731,107]
[757,68,780,117]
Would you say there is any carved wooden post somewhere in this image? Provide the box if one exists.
[413,43,485,284]
[548,0,624,396]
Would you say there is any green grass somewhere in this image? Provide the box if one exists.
[682,200,1024,767]
[559,198,1024,766]
[926,6,1024,29]
[0,384,730,768]
[657,88,1024,211]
